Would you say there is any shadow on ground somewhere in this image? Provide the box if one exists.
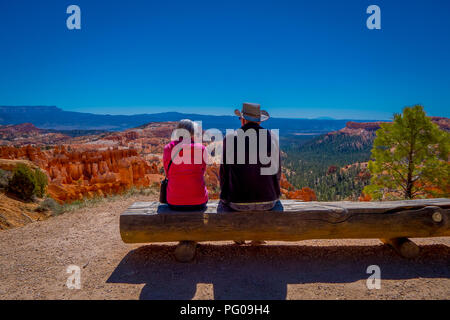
[106,244,450,299]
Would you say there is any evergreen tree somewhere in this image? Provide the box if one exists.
[364,105,449,200]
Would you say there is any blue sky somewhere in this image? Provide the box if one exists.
[0,0,449,120]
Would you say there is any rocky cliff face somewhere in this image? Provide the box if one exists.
[46,147,162,202]
[0,122,175,203]
[323,117,449,148]
[339,117,449,136]
[0,145,161,203]
[280,173,317,201]
[430,117,450,131]
[0,123,71,145]
[344,121,387,131]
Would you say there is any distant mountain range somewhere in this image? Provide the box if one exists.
[0,106,379,133]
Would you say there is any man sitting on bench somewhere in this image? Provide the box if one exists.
[219,102,281,245]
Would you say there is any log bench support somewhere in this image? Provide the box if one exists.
[174,241,197,262]
[120,199,450,261]
[379,209,445,258]
[380,237,420,258]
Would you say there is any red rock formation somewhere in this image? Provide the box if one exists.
[205,165,220,199]
[357,168,371,181]
[338,117,449,136]
[0,145,160,203]
[0,123,41,135]
[430,117,450,131]
[280,173,317,201]
[45,148,161,202]
[327,165,338,175]
[359,192,372,202]
[0,145,50,169]
[285,187,317,201]
[0,123,71,145]
[0,122,181,203]
[345,121,386,131]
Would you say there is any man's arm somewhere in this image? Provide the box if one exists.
[219,137,229,200]
[277,146,281,182]
[271,129,282,182]
[219,137,227,197]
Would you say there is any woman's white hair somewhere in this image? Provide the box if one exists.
[176,119,197,136]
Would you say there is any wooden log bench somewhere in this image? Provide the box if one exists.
[120,199,450,262]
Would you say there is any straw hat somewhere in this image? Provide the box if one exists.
[234,102,270,122]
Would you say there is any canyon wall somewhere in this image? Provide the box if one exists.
[0,145,161,203]
[0,144,316,203]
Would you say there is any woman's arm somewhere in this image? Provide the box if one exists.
[202,145,207,173]
[163,144,171,176]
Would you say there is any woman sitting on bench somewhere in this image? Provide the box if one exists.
[163,119,208,211]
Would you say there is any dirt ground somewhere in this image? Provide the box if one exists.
[0,194,449,300]
[0,193,48,230]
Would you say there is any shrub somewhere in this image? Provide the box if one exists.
[34,169,48,198]
[8,164,37,201]
[7,164,49,201]
[0,169,12,190]
[36,197,63,216]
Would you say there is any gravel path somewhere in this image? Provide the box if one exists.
[0,195,449,300]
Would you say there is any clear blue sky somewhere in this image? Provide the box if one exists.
[0,0,449,119]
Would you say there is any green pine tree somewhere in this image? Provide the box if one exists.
[364,105,449,200]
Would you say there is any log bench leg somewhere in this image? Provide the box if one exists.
[174,241,197,262]
[380,237,420,259]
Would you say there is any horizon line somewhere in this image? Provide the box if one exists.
[0,105,394,121]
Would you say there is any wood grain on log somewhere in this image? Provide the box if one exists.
[120,199,450,243]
